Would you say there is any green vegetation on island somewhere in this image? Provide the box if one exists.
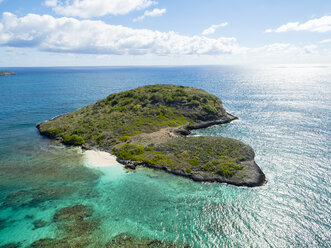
[113,137,252,178]
[37,84,265,187]
[38,85,227,146]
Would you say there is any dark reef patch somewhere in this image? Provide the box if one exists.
[0,218,7,231]
[32,219,47,230]
[29,204,193,247]
[106,233,192,248]
[29,205,99,248]
[0,243,21,248]
[2,186,76,209]
[0,147,100,192]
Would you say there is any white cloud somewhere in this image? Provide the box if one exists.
[266,15,331,33]
[202,22,228,35]
[133,8,166,22]
[46,0,155,18]
[5,47,30,56]
[319,38,331,44]
[0,0,4,4]
[253,43,318,55]
[0,12,246,56]
[45,0,57,7]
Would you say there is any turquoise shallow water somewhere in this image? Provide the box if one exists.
[0,65,330,247]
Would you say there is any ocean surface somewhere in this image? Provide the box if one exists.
[0,65,330,247]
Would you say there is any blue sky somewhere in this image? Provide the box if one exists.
[0,0,330,66]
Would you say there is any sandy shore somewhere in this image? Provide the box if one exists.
[84,150,119,167]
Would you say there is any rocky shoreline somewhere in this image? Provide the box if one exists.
[174,112,237,135]
[36,85,266,187]
[37,112,265,187]
[118,158,265,187]
[115,114,265,187]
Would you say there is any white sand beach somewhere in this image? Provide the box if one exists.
[84,150,119,167]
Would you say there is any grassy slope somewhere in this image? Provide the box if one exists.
[39,84,251,179]
[112,137,253,178]
[39,84,225,147]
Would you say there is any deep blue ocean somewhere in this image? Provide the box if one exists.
[0,65,330,247]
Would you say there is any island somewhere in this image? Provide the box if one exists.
[0,71,15,76]
[37,84,265,187]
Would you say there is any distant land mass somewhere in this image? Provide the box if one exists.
[37,84,265,187]
[0,71,15,76]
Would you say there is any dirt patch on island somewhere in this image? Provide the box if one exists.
[129,127,182,147]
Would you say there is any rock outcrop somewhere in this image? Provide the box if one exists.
[0,72,15,76]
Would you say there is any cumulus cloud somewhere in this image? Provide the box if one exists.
[266,15,331,33]
[45,0,155,18]
[202,22,228,36]
[0,12,245,56]
[133,8,166,22]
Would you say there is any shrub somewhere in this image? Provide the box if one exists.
[133,104,142,111]
[119,136,130,142]
[200,98,207,103]
[185,168,192,173]
[150,93,163,103]
[147,153,167,165]
[189,158,200,166]
[174,89,185,96]
[203,105,218,115]
[174,96,186,102]
[114,144,146,160]
[72,128,85,135]
[111,100,118,106]
[46,128,62,137]
[123,92,134,98]
[190,100,200,106]
[165,96,174,104]
[181,150,189,157]
[202,156,241,178]
[63,135,86,146]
